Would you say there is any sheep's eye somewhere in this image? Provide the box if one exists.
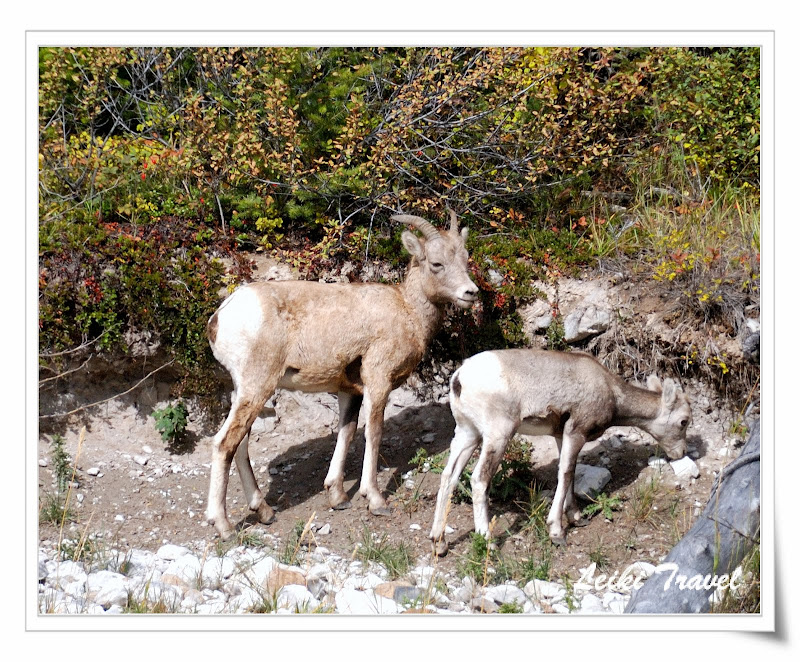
[430,262,444,271]
[680,419,688,428]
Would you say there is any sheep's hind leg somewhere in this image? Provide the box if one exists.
[554,434,587,528]
[234,433,275,525]
[324,391,363,510]
[429,423,480,556]
[470,426,513,539]
[547,427,585,546]
[207,383,277,541]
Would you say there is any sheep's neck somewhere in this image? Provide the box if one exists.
[611,380,662,431]
[399,263,444,343]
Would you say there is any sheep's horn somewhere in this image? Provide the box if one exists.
[392,214,442,242]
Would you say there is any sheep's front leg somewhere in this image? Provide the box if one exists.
[547,426,585,546]
[324,391,363,510]
[359,383,392,516]
[429,424,480,556]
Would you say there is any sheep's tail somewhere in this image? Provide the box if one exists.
[450,370,462,400]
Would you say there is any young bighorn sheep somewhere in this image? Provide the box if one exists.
[205,211,479,540]
[429,349,692,554]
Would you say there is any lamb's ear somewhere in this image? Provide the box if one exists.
[661,378,679,408]
[646,375,663,393]
[401,230,425,261]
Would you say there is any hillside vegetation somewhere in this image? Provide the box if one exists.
[38,46,760,398]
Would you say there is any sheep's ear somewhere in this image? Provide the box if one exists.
[401,230,425,260]
[661,378,679,408]
[646,375,663,393]
[461,226,469,243]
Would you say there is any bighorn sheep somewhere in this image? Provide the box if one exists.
[429,349,692,554]
[205,211,479,540]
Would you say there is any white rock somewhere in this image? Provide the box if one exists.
[87,467,100,476]
[648,456,668,469]
[157,544,191,560]
[484,584,529,609]
[579,593,605,613]
[628,561,657,579]
[277,585,320,612]
[51,560,87,585]
[335,588,401,615]
[343,572,383,591]
[671,456,700,479]
[524,579,566,601]
[201,557,237,584]
[87,570,129,609]
[164,554,202,585]
[245,556,278,586]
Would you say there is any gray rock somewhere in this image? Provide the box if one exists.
[574,463,612,500]
[564,305,611,343]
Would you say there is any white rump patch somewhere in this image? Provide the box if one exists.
[459,351,505,395]
[212,286,265,375]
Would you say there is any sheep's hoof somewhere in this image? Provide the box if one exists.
[253,501,276,525]
[217,525,236,542]
[332,500,352,511]
[432,538,449,557]
[550,534,567,547]
[369,504,392,517]
[572,517,589,528]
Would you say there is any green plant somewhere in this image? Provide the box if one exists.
[588,541,611,570]
[498,601,524,614]
[562,575,578,613]
[583,492,624,521]
[630,475,663,524]
[39,434,75,525]
[353,527,413,580]
[279,518,312,566]
[152,401,189,444]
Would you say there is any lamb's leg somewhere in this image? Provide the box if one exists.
[470,423,515,539]
[324,391,363,510]
[234,433,275,525]
[206,383,277,540]
[358,381,392,516]
[429,423,480,556]
[547,425,585,546]
[554,434,585,528]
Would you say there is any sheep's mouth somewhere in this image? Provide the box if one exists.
[455,295,478,308]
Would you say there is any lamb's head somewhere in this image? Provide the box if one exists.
[393,211,479,309]
[645,376,692,459]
